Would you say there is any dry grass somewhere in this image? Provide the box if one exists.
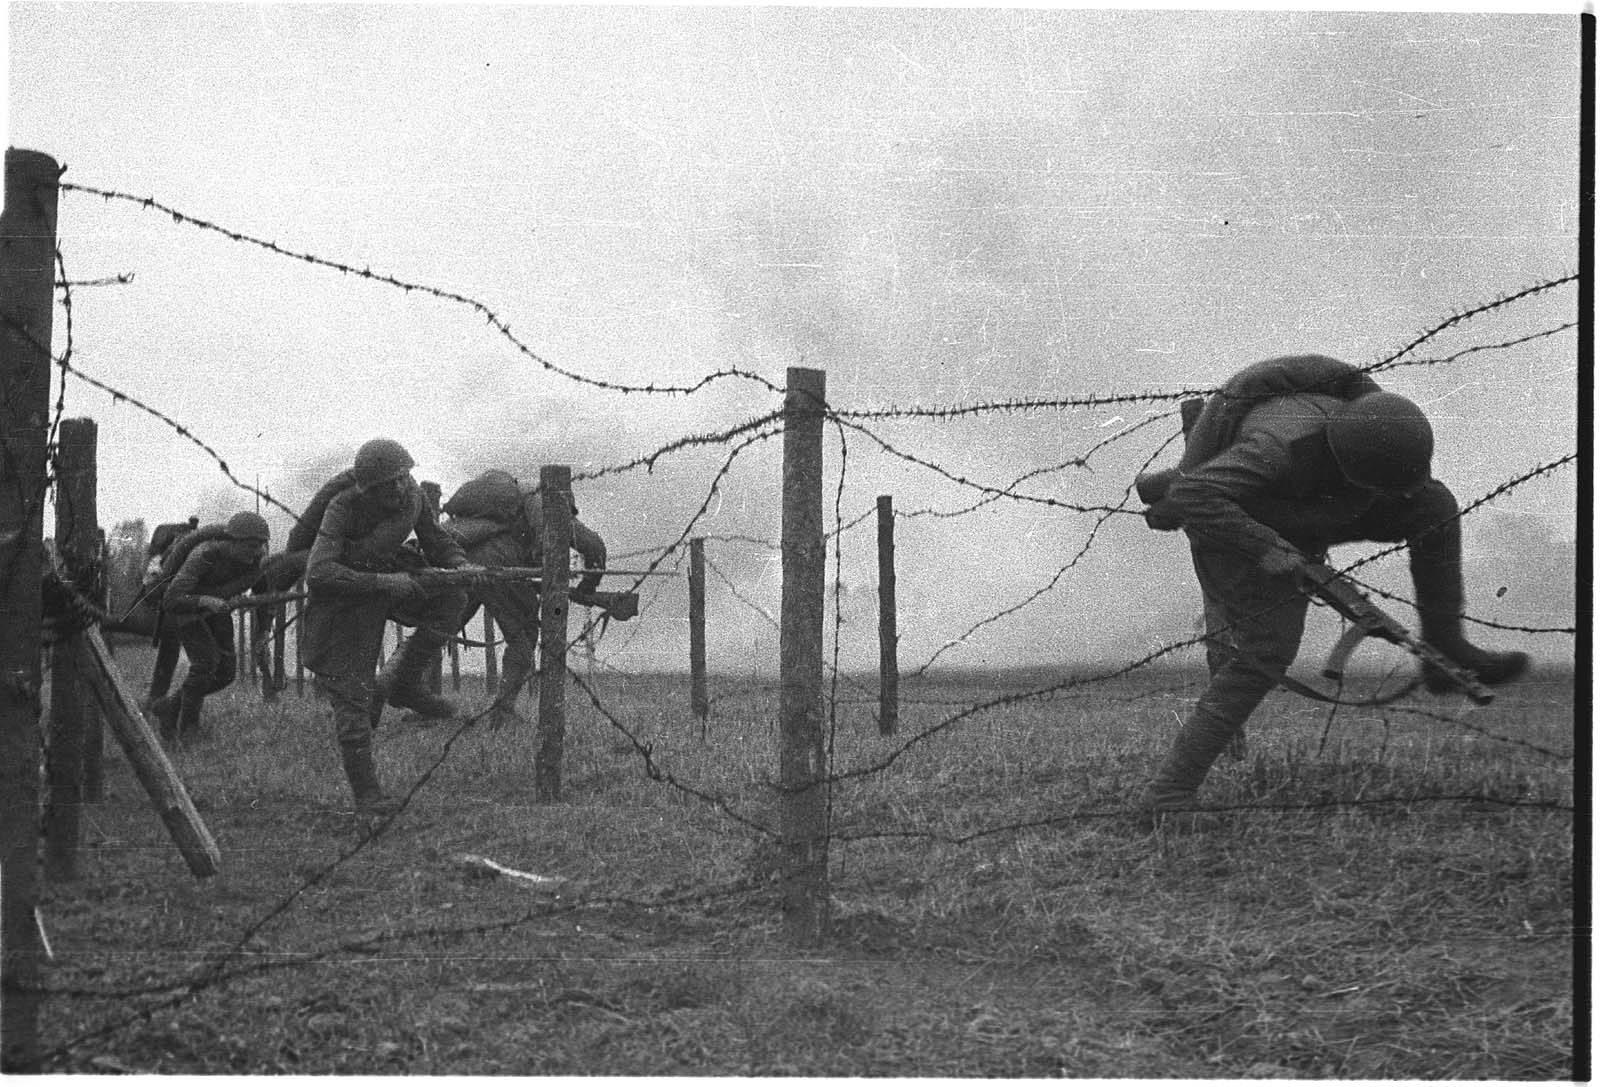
[32,646,1576,1076]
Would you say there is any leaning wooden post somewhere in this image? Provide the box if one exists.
[877,495,898,736]
[44,418,99,881]
[689,537,708,722]
[85,525,108,801]
[534,466,572,803]
[0,146,59,1073]
[80,630,219,877]
[779,366,828,945]
[483,611,498,696]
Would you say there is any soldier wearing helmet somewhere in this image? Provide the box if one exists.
[439,469,609,730]
[144,511,271,744]
[300,438,474,815]
[1136,354,1529,829]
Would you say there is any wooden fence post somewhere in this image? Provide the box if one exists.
[294,599,305,697]
[271,601,287,698]
[420,481,444,695]
[877,495,898,736]
[45,417,98,882]
[534,466,571,803]
[0,146,59,1073]
[779,366,828,945]
[689,537,708,722]
[483,611,498,696]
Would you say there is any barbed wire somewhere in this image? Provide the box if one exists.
[59,181,783,399]
[1366,272,1578,372]
[54,272,134,288]
[14,188,1576,1068]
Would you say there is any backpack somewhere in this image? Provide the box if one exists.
[143,522,232,603]
[443,470,524,524]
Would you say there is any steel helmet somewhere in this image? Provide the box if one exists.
[1326,392,1434,492]
[225,511,271,543]
[353,438,416,489]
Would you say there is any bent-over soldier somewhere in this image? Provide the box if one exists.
[145,512,271,743]
[300,438,472,814]
[1138,354,1528,828]
[440,469,607,730]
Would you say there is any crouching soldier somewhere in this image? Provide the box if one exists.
[145,512,271,743]
[300,438,473,814]
[440,469,608,730]
[1137,354,1529,829]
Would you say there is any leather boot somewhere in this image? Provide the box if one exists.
[176,690,205,741]
[1138,707,1235,833]
[339,737,401,816]
[1410,529,1531,694]
[147,694,181,742]
[486,646,532,729]
[373,634,458,724]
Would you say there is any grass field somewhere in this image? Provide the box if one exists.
[33,644,1577,1077]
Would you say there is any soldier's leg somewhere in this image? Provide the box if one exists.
[1143,543,1309,825]
[486,585,538,728]
[1197,596,1248,760]
[315,672,398,814]
[170,615,236,739]
[375,584,470,721]
[1358,482,1529,691]
[146,625,183,707]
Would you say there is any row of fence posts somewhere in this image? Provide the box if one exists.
[0,150,895,1069]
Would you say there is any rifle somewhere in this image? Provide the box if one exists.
[1299,561,1493,705]
[1134,470,1494,705]
[222,566,655,621]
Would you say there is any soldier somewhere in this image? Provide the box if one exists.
[440,469,608,730]
[144,512,271,743]
[140,515,199,708]
[300,438,473,814]
[1137,354,1529,829]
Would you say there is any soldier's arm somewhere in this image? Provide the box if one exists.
[415,501,468,569]
[305,494,394,594]
[164,546,227,614]
[1166,429,1304,563]
[571,519,607,595]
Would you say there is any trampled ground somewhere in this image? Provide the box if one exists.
[32,648,1576,1077]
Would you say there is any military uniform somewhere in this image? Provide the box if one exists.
[140,517,199,706]
[443,470,607,727]
[301,440,469,812]
[1140,355,1528,825]
[146,513,270,742]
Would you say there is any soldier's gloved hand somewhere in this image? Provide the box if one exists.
[374,572,419,600]
[1142,501,1184,532]
[196,595,231,615]
[1258,548,1311,581]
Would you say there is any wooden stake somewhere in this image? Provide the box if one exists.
[45,418,99,881]
[483,611,498,695]
[689,537,708,722]
[535,466,571,803]
[80,630,220,877]
[877,495,898,736]
[0,148,58,1071]
[779,367,828,945]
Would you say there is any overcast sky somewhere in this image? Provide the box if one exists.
[6,4,1580,673]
